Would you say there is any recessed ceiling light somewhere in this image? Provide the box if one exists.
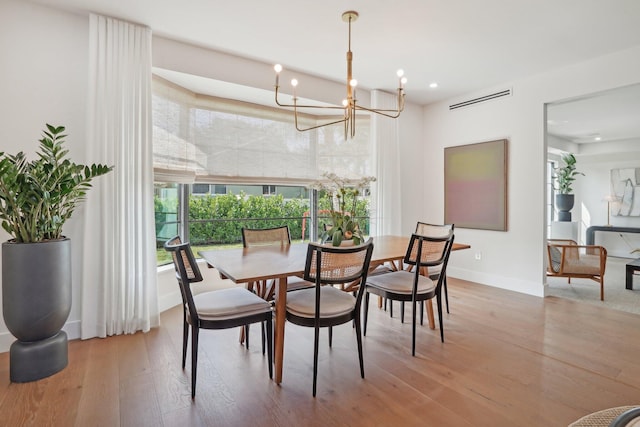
[429,82,438,88]
[595,136,601,141]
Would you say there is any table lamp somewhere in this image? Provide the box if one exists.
[603,194,621,226]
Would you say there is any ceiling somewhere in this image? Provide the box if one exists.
[547,83,640,145]
[25,0,640,144]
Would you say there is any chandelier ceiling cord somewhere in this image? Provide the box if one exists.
[273,10,407,139]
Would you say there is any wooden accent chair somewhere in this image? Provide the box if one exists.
[164,236,273,398]
[364,232,455,356]
[547,239,608,301]
[285,239,374,396]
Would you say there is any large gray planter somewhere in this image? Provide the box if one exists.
[556,194,575,222]
[2,238,72,382]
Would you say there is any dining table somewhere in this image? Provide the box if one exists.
[199,235,470,384]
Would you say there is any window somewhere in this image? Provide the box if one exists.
[152,74,374,265]
[155,182,324,265]
[192,183,210,195]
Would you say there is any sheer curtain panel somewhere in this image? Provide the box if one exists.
[82,14,159,338]
[370,90,402,236]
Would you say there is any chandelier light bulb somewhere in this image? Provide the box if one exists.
[291,79,298,87]
[342,99,348,106]
[274,64,283,86]
[350,79,358,87]
[396,69,404,78]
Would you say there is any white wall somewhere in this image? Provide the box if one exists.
[0,0,89,352]
[411,45,640,297]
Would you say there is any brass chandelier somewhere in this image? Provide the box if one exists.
[273,10,407,139]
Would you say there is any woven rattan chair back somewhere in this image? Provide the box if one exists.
[242,226,291,247]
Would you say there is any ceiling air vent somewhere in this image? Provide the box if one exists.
[449,89,512,110]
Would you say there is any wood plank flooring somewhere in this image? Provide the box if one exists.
[1,278,640,426]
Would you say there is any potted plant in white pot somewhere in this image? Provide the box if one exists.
[553,153,584,222]
[0,124,112,382]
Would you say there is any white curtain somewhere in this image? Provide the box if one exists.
[82,14,159,338]
[370,90,402,236]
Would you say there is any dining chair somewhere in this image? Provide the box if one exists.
[241,225,314,347]
[284,238,374,396]
[364,232,454,356]
[385,223,455,323]
[415,222,455,314]
[164,236,273,398]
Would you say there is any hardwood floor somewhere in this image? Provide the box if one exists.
[1,278,640,426]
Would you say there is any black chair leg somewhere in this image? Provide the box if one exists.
[261,322,266,355]
[191,326,199,399]
[390,300,393,318]
[329,326,333,348]
[244,325,249,349]
[436,295,445,342]
[419,301,424,326]
[401,302,405,323]
[363,292,370,336]
[354,315,365,378]
[266,319,273,379]
[312,325,320,397]
[182,311,188,369]
[444,276,450,314]
[411,301,417,356]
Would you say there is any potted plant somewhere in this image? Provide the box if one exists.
[311,172,376,246]
[553,153,584,221]
[0,124,112,382]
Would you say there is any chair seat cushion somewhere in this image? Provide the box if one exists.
[563,254,602,275]
[366,270,434,295]
[194,287,272,320]
[369,265,393,276]
[286,276,315,291]
[286,285,356,318]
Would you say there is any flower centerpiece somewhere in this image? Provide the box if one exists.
[310,172,376,246]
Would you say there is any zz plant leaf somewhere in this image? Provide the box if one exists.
[0,124,113,243]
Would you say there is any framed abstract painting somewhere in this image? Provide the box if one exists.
[444,139,508,231]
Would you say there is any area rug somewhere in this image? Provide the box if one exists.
[547,257,640,316]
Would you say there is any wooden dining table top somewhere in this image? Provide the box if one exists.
[198,235,470,284]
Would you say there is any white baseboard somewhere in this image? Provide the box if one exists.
[448,267,545,297]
